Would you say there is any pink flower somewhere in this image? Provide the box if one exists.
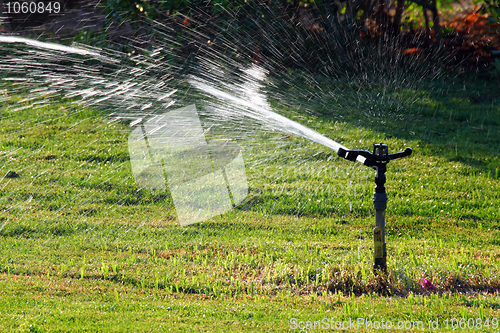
[420,278,436,290]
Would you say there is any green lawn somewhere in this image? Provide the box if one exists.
[1,73,500,332]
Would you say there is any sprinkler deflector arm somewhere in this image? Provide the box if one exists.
[337,144,412,273]
[337,147,412,167]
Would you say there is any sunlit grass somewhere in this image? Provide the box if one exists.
[1,75,500,331]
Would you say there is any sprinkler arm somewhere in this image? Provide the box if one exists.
[337,146,412,168]
[337,148,372,162]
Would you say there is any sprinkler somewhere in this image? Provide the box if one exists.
[338,143,412,273]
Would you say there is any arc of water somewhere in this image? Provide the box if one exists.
[0,35,364,165]
[0,36,116,61]
[188,77,366,165]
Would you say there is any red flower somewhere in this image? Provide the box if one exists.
[420,278,436,291]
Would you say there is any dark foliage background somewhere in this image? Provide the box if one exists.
[1,0,499,77]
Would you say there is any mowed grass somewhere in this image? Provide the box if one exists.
[1,74,500,332]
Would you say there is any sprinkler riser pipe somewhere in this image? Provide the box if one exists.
[373,174,388,273]
[373,193,387,210]
[373,226,383,259]
[374,208,387,272]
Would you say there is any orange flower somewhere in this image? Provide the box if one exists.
[404,48,420,55]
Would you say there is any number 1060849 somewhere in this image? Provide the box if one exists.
[4,1,60,14]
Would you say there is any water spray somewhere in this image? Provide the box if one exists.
[338,143,412,273]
